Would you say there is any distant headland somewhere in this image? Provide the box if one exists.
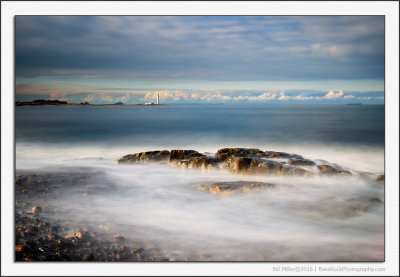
[16,99,166,106]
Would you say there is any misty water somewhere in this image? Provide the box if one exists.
[15,104,385,261]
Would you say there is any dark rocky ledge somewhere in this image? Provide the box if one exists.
[116,147,384,179]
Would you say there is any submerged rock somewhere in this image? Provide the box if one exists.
[317,165,352,176]
[356,171,376,181]
[197,181,274,195]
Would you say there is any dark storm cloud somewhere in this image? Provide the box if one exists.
[15,16,384,81]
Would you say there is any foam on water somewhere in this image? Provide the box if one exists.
[15,104,384,260]
[15,142,384,261]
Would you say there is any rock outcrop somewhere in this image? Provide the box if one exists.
[317,164,352,176]
[287,157,315,166]
[225,156,314,177]
[175,156,218,170]
[118,150,170,163]
[117,147,356,178]
[215,148,268,162]
[170,150,203,161]
[375,174,385,182]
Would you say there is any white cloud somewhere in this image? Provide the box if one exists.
[99,94,113,102]
[344,95,355,99]
[311,44,352,57]
[295,95,314,100]
[324,90,344,99]
[115,93,131,103]
[50,92,68,101]
[278,91,290,101]
[233,92,276,102]
[84,95,95,102]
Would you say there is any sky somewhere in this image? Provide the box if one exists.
[15,16,384,104]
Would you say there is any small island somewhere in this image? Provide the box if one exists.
[16,99,165,106]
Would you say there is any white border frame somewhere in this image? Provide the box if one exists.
[2,1,399,276]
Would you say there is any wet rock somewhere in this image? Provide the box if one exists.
[317,165,352,176]
[215,148,267,162]
[375,174,385,182]
[265,151,302,159]
[339,170,352,177]
[176,155,218,170]
[317,165,339,174]
[48,233,57,240]
[198,181,274,195]
[81,253,95,261]
[32,206,41,213]
[287,157,315,166]
[170,149,203,161]
[282,166,314,177]
[111,236,126,243]
[118,150,170,163]
[347,197,383,215]
[64,232,84,239]
[226,157,253,173]
[356,171,376,181]
[225,156,312,177]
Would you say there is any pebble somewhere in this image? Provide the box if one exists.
[32,206,41,213]
[64,232,84,239]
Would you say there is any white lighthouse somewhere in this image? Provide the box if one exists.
[157,94,159,105]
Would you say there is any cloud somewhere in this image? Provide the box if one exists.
[311,44,352,58]
[324,90,344,99]
[233,92,276,102]
[278,91,290,101]
[15,16,384,81]
[295,95,314,100]
[15,84,384,104]
[50,92,68,101]
[84,95,95,102]
[99,94,113,102]
[115,93,131,103]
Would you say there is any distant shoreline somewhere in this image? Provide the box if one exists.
[16,101,167,107]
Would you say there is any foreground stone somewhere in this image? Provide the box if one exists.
[15,213,147,262]
[197,181,274,195]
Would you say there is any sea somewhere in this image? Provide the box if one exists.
[15,104,385,261]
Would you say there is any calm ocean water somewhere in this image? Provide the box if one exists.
[16,104,384,146]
